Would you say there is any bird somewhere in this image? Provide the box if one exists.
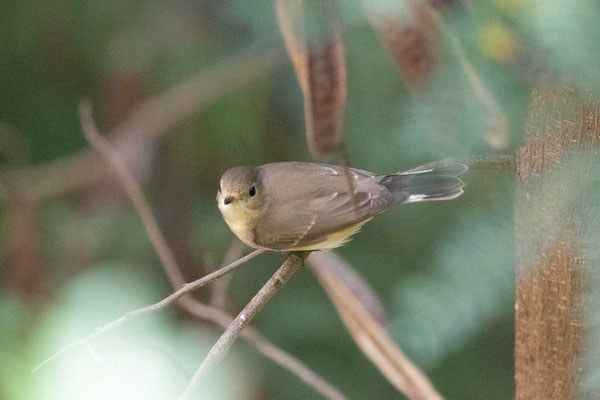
[216,162,466,252]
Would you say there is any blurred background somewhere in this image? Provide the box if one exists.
[2,0,600,399]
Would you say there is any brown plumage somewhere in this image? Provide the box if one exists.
[217,162,466,252]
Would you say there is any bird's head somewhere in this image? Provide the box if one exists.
[217,166,264,224]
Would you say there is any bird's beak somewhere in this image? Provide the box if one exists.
[223,196,234,205]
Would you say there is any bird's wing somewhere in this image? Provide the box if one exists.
[254,187,395,251]
[252,205,319,251]
[252,162,399,251]
[307,189,394,236]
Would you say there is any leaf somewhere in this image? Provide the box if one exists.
[368,1,510,150]
[365,0,441,90]
[308,251,442,400]
[275,0,347,160]
[308,251,387,324]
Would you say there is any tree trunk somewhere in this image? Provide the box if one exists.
[515,87,600,399]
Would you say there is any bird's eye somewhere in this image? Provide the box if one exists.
[249,185,256,197]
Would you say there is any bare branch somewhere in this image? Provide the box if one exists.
[406,155,516,175]
[80,101,189,285]
[179,253,306,400]
[32,247,263,373]
[78,103,346,399]
[210,239,246,310]
[179,298,346,400]
[365,0,440,90]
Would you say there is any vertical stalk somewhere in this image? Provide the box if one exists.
[515,87,600,399]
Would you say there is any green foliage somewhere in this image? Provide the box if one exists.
[390,206,514,368]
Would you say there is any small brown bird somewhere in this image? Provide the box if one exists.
[217,162,466,252]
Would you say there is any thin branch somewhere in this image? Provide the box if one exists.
[406,155,516,175]
[80,101,188,285]
[79,103,347,399]
[4,42,285,203]
[32,105,267,372]
[467,155,516,173]
[210,239,246,310]
[179,253,306,400]
[32,248,263,373]
[179,298,346,400]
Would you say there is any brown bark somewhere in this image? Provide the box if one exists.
[515,87,600,399]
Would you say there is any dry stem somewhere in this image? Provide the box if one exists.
[210,239,246,310]
[179,298,345,400]
[179,253,306,400]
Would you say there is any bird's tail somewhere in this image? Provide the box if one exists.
[379,164,467,203]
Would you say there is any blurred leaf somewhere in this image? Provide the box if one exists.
[364,0,440,90]
[30,262,248,400]
[309,251,387,324]
[310,251,442,400]
[276,0,347,160]
[0,292,30,400]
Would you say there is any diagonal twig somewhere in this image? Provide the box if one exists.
[422,3,510,149]
[78,102,346,399]
[179,252,306,400]
[406,155,516,175]
[210,239,246,310]
[32,247,263,373]
[179,298,346,400]
[4,42,285,203]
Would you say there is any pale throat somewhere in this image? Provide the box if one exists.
[218,198,260,247]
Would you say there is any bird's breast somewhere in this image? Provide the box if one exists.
[284,218,372,251]
[219,202,260,248]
